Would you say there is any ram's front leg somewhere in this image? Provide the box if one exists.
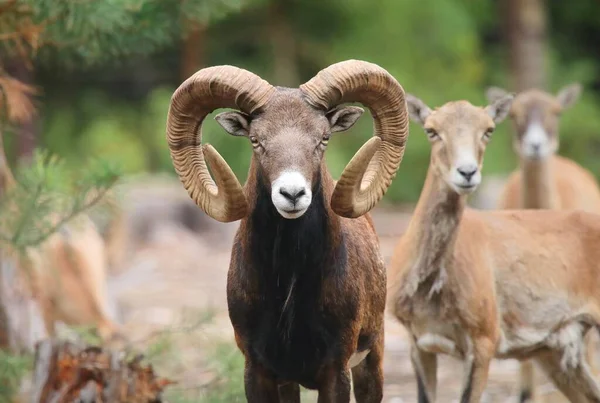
[460,337,495,403]
[318,366,352,403]
[244,358,280,403]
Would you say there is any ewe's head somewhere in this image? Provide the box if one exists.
[166,60,409,222]
[486,84,582,161]
[406,94,513,195]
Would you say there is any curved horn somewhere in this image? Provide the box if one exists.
[300,60,408,218]
[166,66,275,222]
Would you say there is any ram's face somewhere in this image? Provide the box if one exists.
[215,90,363,219]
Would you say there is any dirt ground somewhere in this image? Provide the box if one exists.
[105,176,571,402]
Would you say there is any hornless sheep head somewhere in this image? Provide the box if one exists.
[166,60,409,222]
[406,94,514,195]
[486,84,582,161]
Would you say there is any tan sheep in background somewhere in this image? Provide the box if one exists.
[487,84,600,402]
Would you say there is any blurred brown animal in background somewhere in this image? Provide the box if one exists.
[389,93,600,403]
[0,159,122,346]
[98,191,128,274]
[487,84,600,402]
[21,213,121,343]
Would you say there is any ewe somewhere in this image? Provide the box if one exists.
[388,93,600,403]
[487,85,600,402]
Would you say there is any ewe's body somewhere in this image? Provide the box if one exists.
[166,60,408,402]
[392,205,600,360]
[500,155,600,212]
[0,144,119,344]
[487,85,600,401]
[22,215,119,341]
[388,96,600,403]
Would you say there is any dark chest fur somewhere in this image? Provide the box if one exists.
[227,173,357,388]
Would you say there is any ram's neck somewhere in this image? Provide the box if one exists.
[243,159,341,278]
[520,157,558,209]
[401,166,466,294]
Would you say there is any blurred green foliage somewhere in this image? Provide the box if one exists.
[0,350,30,402]
[30,0,600,203]
[0,149,119,250]
[0,0,242,69]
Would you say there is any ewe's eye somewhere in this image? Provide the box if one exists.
[425,128,439,141]
[321,133,331,145]
[483,128,494,141]
[249,136,259,147]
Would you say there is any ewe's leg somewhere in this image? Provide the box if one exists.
[279,382,300,403]
[460,338,494,403]
[244,359,280,403]
[410,344,437,403]
[585,330,598,374]
[352,333,384,403]
[534,324,600,402]
[573,355,600,403]
[317,368,352,403]
[518,360,536,403]
[40,303,56,338]
[534,350,591,402]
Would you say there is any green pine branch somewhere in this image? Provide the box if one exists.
[0,149,120,251]
[0,0,244,70]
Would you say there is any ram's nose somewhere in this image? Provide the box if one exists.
[279,186,307,205]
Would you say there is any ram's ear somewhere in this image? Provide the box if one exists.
[215,111,251,137]
[326,106,364,133]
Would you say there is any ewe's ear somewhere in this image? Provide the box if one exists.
[214,111,251,137]
[556,83,582,109]
[485,93,514,124]
[405,94,432,126]
[326,106,364,133]
[485,86,510,103]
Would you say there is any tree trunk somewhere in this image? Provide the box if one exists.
[503,0,548,91]
[0,269,9,349]
[267,1,299,87]
[180,24,205,81]
[0,129,15,202]
[0,128,46,353]
[29,339,174,402]
[0,128,13,351]
[0,249,47,353]
[6,58,38,161]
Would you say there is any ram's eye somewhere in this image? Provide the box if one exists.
[321,133,331,144]
[249,136,259,146]
[425,128,439,141]
[483,128,494,141]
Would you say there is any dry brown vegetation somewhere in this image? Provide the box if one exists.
[30,339,175,402]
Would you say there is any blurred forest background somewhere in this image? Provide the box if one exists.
[4,0,600,203]
[2,0,600,401]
